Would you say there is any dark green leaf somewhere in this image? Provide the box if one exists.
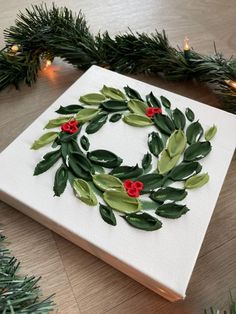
[186,121,204,145]
[150,187,187,202]
[55,104,84,114]
[153,114,175,135]
[140,199,161,210]
[185,107,195,122]
[80,135,90,151]
[85,112,108,134]
[156,203,189,219]
[99,203,117,226]
[53,164,68,196]
[172,108,186,130]
[142,152,152,170]
[109,113,122,122]
[87,150,123,168]
[146,92,161,108]
[148,132,164,157]
[170,161,202,181]
[124,85,143,101]
[70,152,94,174]
[160,95,171,108]
[34,149,61,175]
[184,141,211,162]
[69,153,93,180]
[61,140,83,162]
[137,173,164,193]
[101,100,128,112]
[122,212,162,231]
[109,164,143,179]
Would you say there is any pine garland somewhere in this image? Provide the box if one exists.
[0,232,55,313]
[0,4,235,113]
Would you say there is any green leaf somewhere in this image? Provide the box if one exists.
[99,203,117,226]
[70,152,94,174]
[44,116,72,129]
[103,190,141,213]
[101,100,128,112]
[58,126,81,143]
[142,152,152,170]
[123,113,153,127]
[172,108,186,130]
[31,132,59,150]
[167,129,187,157]
[157,149,180,174]
[184,141,211,162]
[109,164,143,180]
[148,132,164,157]
[34,149,61,175]
[79,93,106,105]
[136,173,163,193]
[85,112,108,134]
[69,153,92,180]
[150,187,187,202]
[205,125,217,141]
[109,113,122,122]
[80,135,90,151]
[75,108,101,123]
[186,121,204,145]
[185,173,209,189]
[93,174,124,192]
[73,178,98,205]
[156,203,189,219]
[122,212,162,231]
[153,114,175,135]
[87,150,123,168]
[185,107,195,122]
[146,92,161,108]
[124,85,143,100]
[55,104,83,114]
[53,164,68,196]
[160,95,171,108]
[169,161,202,181]
[100,85,126,101]
[128,99,148,115]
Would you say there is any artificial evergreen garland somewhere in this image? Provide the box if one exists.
[0,4,235,113]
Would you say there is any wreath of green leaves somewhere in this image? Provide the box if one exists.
[32,85,217,231]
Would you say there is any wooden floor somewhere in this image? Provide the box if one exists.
[0,1,236,313]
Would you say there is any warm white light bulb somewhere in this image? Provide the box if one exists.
[184,37,190,51]
[225,80,236,89]
[45,60,52,67]
[11,44,19,53]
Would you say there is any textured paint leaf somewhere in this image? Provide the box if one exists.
[87,150,123,168]
[186,121,204,145]
[150,187,187,202]
[148,132,164,157]
[61,141,83,163]
[100,85,126,101]
[137,173,163,193]
[153,114,175,135]
[44,116,72,129]
[93,174,124,192]
[99,203,117,226]
[70,152,94,174]
[123,113,153,127]
[122,212,162,231]
[79,93,106,105]
[80,135,90,151]
[156,203,189,219]
[109,164,143,180]
[185,107,195,122]
[34,149,61,175]
[53,164,68,196]
[109,113,122,122]
[85,112,108,134]
[124,85,143,101]
[31,132,59,150]
[160,95,171,108]
[205,125,217,141]
[167,129,187,157]
[142,152,152,170]
[128,99,148,115]
[170,161,202,181]
[55,104,83,114]
[101,100,128,112]
[69,154,92,180]
[157,149,180,174]
[75,108,101,123]
[73,178,98,205]
[184,141,211,162]
[103,190,141,213]
[172,108,186,130]
[184,173,209,189]
[146,92,161,108]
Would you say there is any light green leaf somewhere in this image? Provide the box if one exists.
[44,116,72,129]
[184,173,209,189]
[93,174,124,192]
[128,99,148,116]
[157,149,180,174]
[123,113,153,127]
[75,108,101,123]
[31,132,59,150]
[103,190,141,214]
[205,125,217,141]
[79,93,106,105]
[73,178,98,205]
[167,129,187,157]
[100,85,126,101]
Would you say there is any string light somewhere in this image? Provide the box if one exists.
[225,80,236,89]
[183,37,190,60]
[45,59,52,68]
[10,44,20,53]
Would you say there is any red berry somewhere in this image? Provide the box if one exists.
[61,123,70,132]
[124,179,133,190]
[69,126,78,134]
[69,119,78,126]
[154,108,162,114]
[133,181,144,191]
[127,187,140,198]
[146,107,155,118]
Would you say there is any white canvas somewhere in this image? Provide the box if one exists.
[0,66,235,301]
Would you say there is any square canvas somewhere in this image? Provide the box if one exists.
[0,65,235,301]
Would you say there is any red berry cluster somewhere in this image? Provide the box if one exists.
[123,179,144,198]
[61,120,78,134]
[146,107,162,118]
